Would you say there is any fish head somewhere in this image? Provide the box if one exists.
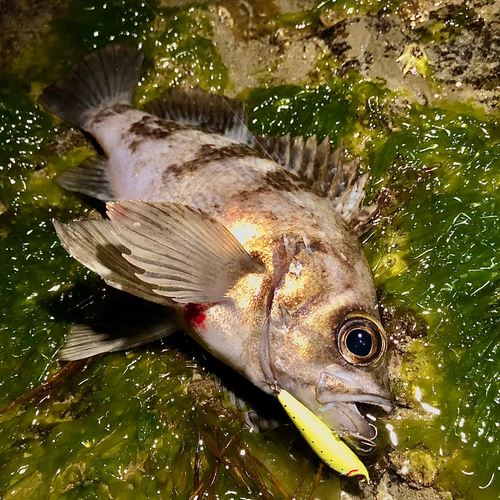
[267,240,392,451]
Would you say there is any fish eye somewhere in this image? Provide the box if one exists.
[338,314,386,366]
[346,328,373,357]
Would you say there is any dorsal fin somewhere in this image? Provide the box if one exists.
[255,135,377,235]
[142,87,254,145]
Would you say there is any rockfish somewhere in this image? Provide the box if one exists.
[40,45,392,452]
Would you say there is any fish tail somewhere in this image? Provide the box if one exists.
[39,45,143,130]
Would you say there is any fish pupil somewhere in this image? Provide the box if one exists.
[346,329,372,357]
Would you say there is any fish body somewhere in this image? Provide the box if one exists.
[40,45,391,453]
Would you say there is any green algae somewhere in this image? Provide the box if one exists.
[365,105,500,494]
[2,0,500,499]
[138,7,229,101]
[0,74,94,406]
[13,0,227,102]
[246,73,392,151]
[312,0,404,22]
[418,4,477,44]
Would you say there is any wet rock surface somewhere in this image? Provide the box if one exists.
[0,0,65,69]
[319,2,500,111]
[3,0,500,111]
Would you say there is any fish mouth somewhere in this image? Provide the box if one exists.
[315,369,393,453]
[317,395,393,453]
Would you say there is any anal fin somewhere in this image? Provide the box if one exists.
[57,157,114,201]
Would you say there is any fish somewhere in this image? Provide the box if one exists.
[39,44,392,456]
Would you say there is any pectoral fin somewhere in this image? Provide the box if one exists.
[54,218,169,305]
[107,201,264,304]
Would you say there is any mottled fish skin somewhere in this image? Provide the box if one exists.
[88,104,296,209]
[41,45,392,450]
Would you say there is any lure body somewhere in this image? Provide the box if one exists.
[278,390,369,481]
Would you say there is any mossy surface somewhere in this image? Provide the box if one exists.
[1,0,500,499]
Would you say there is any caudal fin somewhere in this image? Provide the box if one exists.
[39,45,143,130]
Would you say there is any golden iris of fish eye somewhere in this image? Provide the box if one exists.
[338,314,386,366]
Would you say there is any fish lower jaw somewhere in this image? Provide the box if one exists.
[317,397,392,454]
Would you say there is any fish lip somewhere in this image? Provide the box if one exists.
[318,394,393,413]
[316,370,393,414]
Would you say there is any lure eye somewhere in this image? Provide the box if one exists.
[338,315,386,366]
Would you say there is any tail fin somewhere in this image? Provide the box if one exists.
[39,45,143,130]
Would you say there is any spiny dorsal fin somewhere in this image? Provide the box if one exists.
[255,135,378,235]
[107,201,264,304]
[142,87,254,145]
[332,172,378,235]
[56,157,114,201]
[40,45,143,130]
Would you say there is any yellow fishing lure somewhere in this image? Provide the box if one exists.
[278,389,370,482]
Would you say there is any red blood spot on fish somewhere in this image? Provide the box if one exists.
[184,303,208,332]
